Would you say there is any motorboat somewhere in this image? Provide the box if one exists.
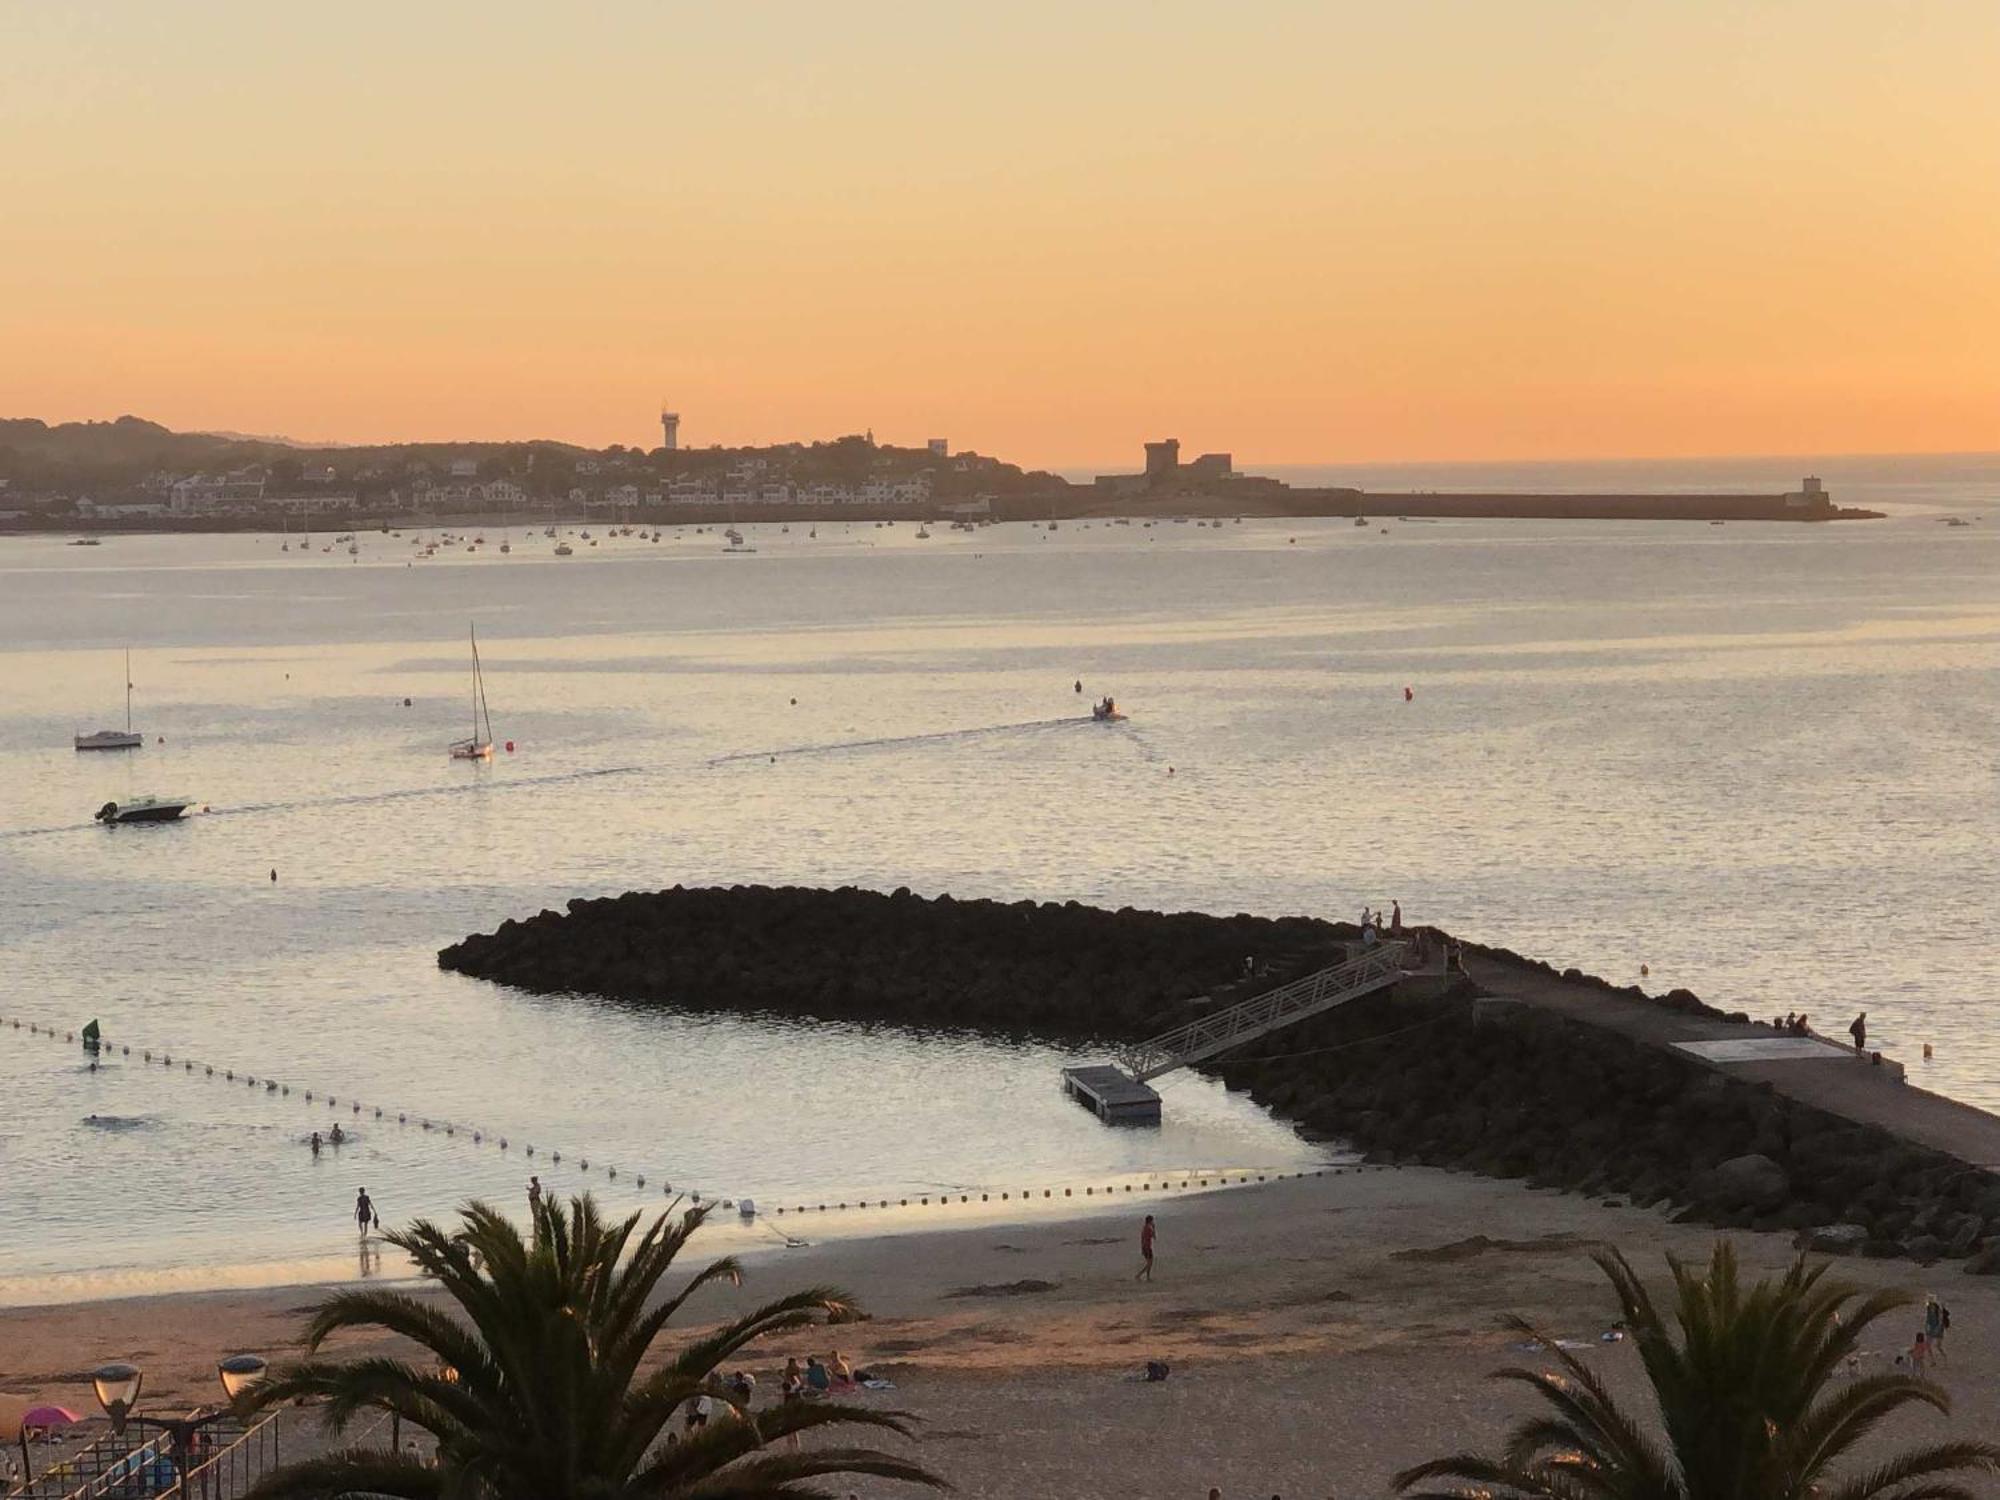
[96,795,192,825]
[1091,696,1126,723]
[1353,516,1370,527]
[75,649,144,751]
[69,537,102,547]
[447,624,497,761]
[553,542,574,556]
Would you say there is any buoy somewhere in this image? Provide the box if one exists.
[1404,686,1413,701]
[1640,963,1650,978]
[505,741,514,753]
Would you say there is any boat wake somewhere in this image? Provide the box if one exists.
[707,714,1098,766]
[0,712,1129,839]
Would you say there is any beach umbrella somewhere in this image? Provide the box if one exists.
[22,1406,80,1429]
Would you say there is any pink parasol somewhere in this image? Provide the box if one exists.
[21,1406,80,1428]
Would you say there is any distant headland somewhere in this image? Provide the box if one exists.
[0,414,1880,532]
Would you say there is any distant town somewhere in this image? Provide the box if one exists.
[0,413,1876,531]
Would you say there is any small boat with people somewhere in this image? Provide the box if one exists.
[95,795,194,825]
[553,541,573,556]
[1091,696,1126,723]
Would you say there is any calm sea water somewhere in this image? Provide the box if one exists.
[1,458,1996,1303]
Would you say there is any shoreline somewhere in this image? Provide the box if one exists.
[0,1163,1350,1312]
[7,1167,1995,1498]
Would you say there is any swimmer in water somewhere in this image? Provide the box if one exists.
[329,1124,346,1146]
[310,1131,323,1157]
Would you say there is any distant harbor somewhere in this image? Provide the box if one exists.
[0,415,1889,533]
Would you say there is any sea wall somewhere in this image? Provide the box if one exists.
[1221,994,2000,1266]
[442,885,2000,1266]
[439,885,1350,1040]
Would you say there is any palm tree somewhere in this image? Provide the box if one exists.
[1396,1241,2000,1500]
[243,1195,944,1500]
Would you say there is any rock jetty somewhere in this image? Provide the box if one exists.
[442,884,2000,1266]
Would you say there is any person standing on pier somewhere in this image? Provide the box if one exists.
[1136,1214,1156,1281]
[1850,1012,1868,1053]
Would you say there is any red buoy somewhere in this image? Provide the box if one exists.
[1404,686,1414,701]
[505,740,515,752]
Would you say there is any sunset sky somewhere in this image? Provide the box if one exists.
[6,2,1998,465]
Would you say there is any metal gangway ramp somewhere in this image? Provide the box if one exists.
[1118,940,1409,1082]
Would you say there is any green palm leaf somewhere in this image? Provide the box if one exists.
[1395,1241,2000,1500]
[245,1194,944,1500]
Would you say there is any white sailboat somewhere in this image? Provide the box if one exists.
[447,626,496,760]
[75,648,144,751]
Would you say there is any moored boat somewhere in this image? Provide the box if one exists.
[448,624,497,760]
[75,649,144,751]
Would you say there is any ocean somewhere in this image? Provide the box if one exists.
[1,456,1995,1303]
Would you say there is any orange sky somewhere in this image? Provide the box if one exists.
[4,3,1998,466]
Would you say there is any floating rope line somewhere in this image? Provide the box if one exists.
[2,1011,1364,1218]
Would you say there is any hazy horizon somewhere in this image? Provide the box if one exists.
[6,2,1998,462]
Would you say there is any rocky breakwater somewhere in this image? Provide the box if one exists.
[437,884,1351,1039]
[442,885,2000,1267]
[1220,993,2000,1270]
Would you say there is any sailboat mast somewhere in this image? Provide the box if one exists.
[469,626,480,741]
[124,648,133,733]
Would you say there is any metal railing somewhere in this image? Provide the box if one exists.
[10,1431,175,1500]
[161,1416,278,1500]
[1119,941,1408,1081]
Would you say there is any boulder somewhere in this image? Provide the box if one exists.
[1797,1223,1871,1256]
[1700,1154,1789,1211]
[1963,1244,2000,1276]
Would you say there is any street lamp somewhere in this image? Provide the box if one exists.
[91,1355,269,1490]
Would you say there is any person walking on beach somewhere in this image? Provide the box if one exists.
[355,1187,375,1238]
[1850,1012,1868,1053]
[1136,1214,1156,1281]
[1926,1295,1949,1362]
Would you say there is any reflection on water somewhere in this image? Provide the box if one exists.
[1,501,1996,1302]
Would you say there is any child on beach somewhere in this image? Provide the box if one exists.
[1910,1330,1930,1377]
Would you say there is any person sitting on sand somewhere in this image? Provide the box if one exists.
[830,1349,854,1386]
[804,1356,832,1394]
[1793,1013,1810,1037]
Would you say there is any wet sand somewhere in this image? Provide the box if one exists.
[5,1168,1995,1499]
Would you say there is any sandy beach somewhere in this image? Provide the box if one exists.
[7,1167,1997,1500]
